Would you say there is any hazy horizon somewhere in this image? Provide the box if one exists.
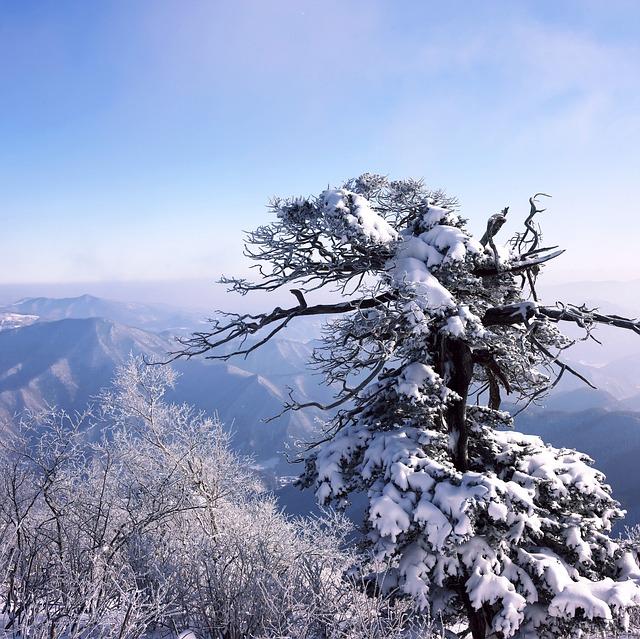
[2,273,640,314]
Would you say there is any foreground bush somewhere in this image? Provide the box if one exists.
[0,358,433,638]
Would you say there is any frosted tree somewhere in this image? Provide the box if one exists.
[177,174,640,638]
[0,358,429,639]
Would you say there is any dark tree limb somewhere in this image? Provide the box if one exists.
[483,302,538,327]
[170,290,395,361]
[486,371,501,410]
[511,334,598,418]
[482,302,640,336]
[459,585,488,639]
[540,304,640,335]
[289,288,308,308]
[172,292,639,402]
[480,207,509,248]
[512,193,551,256]
[473,249,564,277]
[265,360,385,421]
[531,335,597,391]
[473,349,511,410]
[480,206,509,270]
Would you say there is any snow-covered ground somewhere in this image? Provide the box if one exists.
[0,311,38,331]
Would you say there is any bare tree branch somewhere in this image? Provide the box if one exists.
[169,290,395,362]
[265,359,386,421]
[540,303,640,335]
[483,301,640,336]
[480,206,509,270]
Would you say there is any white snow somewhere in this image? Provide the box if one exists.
[369,483,412,542]
[421,204,451,228]
[509,301,538,320]
[386,205,485,317]
[0,312,39,331]
[549,575,640,622]
[413,498,452,549]
[388,255,455,309]
[420,225,470,263]
[321,189,398,245]
[396,362,439,399]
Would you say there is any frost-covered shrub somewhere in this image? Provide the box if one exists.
[0,358,434,639]
[0,407,168,639]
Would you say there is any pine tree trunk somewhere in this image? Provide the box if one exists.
[437,335,474,472]
[439,335,485,639]
[467,605,487,639]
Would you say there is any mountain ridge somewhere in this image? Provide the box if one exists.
[0,294,207,333]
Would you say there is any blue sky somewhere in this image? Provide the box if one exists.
[1,0,639,289]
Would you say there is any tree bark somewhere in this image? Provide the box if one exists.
[482,302,538,326]
[465,596,488,639]
[440,336,486,639]
[437,335,474,472]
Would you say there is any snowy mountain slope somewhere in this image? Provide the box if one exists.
[534,352,640,406]
[0,294,207,333]
[599,353,640,398]
[165,362,321,465]
[0,317,325,468]
[0,312,39,331]
[623,393,640,411]
[234,338,315,377]
[538,387,620,412]
[0,317,169,422]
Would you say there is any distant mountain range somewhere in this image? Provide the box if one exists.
[0,294,208,333]
[0,293,639,525]
[0,317,167,422]
[539,360,640,411]
[0,297,332,473]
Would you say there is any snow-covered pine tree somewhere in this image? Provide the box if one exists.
[177,174,640,638]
